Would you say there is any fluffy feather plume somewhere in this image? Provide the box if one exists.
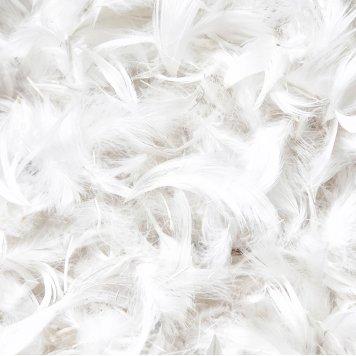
[0,0,356,354]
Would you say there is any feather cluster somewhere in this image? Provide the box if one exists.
[0,0,356,354]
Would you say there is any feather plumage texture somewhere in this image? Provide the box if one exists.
[0,0,356,354]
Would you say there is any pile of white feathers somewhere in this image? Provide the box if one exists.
[1,0,356,354]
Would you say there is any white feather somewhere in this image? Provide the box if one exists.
[0,0,355,353]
